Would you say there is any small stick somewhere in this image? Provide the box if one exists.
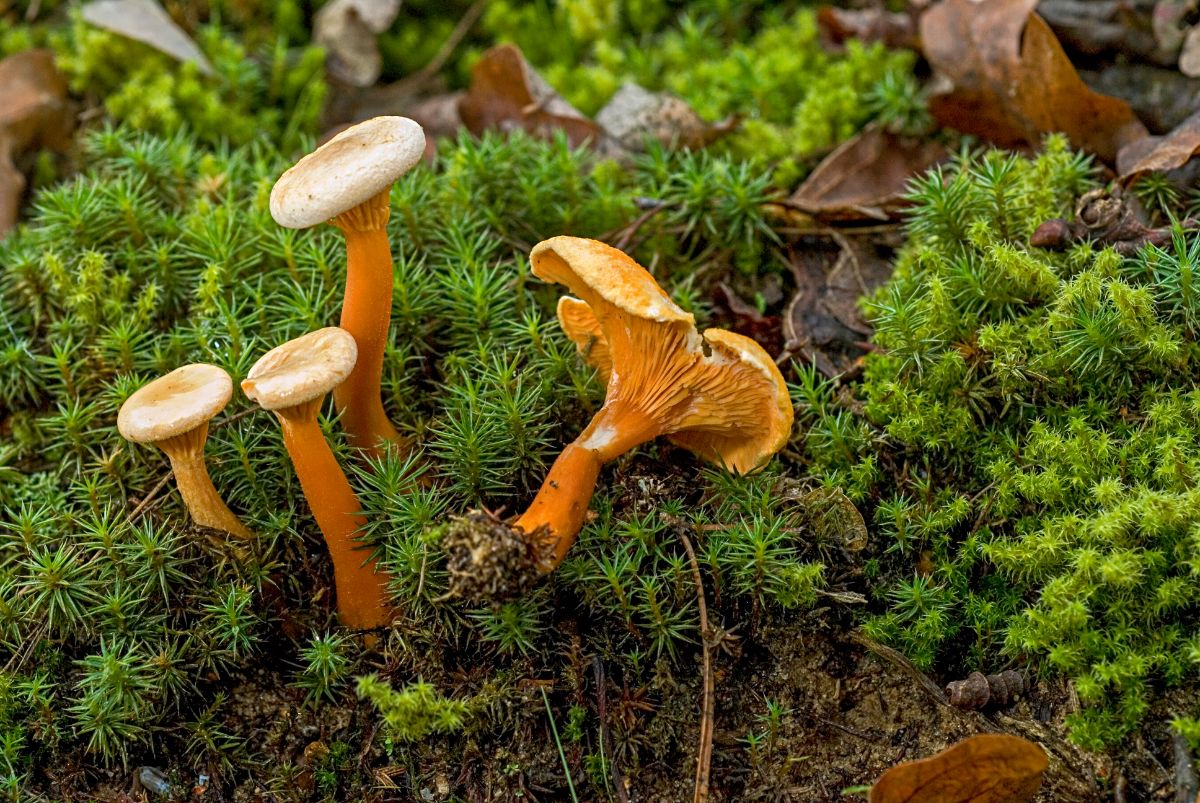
[848,630,948,706]
[592,657,631,803]
[126,470,174,522]
[1174,730,1199,803]
[612,201,670,252]
[389,0,487,94]
[677,527,714,803]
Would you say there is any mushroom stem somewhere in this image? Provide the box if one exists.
[274,398,394,630]
[156,425,252,539]
[516,403,659,566]
[331,189,401,456]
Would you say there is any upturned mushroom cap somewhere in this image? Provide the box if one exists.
[269,116,425,229]
[118,364,233,444]
[242,327,358,411]
[534,236,793,473]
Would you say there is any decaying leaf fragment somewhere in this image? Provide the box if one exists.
[920,0,1147,163]
[313,0,402,87]
[817,5,921,51]
[459,44,608,150]
[869,733,1047,803]
[81,0,214,75]
[1117,108,1200,181]
[0,49,74,237]
[788,123,948,222]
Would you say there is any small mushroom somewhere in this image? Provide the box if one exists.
[445,237,794,597]
[269,116,426,457]
[117,364,251,540]
[241,327,394,629]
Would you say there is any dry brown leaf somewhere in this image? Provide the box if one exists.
[920,0,1147,163]
[1118,108,1200,181]
[0,49,74,236]
[595,83,737,151]
[313,0,401,87]
[458,44,609,150]
[788,123,948,222]
[81,0,213,75]
[817,5,921,50]
[870,733,1048,803]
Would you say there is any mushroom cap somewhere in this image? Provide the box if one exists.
[536,236,793,474]
[242,327,358,411]
[117,364,232,444]
[269,116,425,229]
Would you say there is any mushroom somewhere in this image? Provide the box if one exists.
[241,327,394,630]
[117,364,252,539]
[445,237,793,597]
[269,116,426,457]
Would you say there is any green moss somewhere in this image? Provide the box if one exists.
[0,125,822,794]
[801,135,1200,748]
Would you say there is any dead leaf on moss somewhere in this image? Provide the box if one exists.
[869,733,1047,803]
[1117,108,1200,181]
[920,0,1147,163]
[596,83,737,151]
[459,44,610,150]
[788,123,948,222]
[81,0,213,75]
[0,49,74,236]
[314,0,401,87]
[817,5,921,51]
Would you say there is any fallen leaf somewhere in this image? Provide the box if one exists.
[459,44,610,150]
[0,49,74,236]
[870,733,1048,803]
[595,83,736,151]
[314,0,401,87]
[817,5,921,51]
[797,486,869,552]
[81,0,213,75]
[784,232,898,377]
[920,0,1147,163]
[716,282,783,357]
[1118,108,1200,180]
[788,123,948,222]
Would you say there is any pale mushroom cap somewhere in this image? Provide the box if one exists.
[532,237,693,325]
[269,116,426,229]
[242,328,358,411]
[117,364,232,444]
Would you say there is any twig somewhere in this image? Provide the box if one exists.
[211,407,258,429]
[611,201,670,252]
[126,470,175,522]
[389,0,487,93]
[848,630,948,706]
[1174,730,1199,803]
[592,657,631,803]
[677,527,714,803]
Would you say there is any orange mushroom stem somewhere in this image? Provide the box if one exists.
[269,116,425,457]
[444,237,793,598]
[242,328,395,630]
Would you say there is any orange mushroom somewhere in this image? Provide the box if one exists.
[445,237,793,596]
[241,328,394,630]
[270,116,425,457]
[117,364,252,540]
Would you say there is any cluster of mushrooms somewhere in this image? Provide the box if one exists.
[117,116,794,632]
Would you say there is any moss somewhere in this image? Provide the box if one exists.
[0,125,823,795]
[800,135,1200,748]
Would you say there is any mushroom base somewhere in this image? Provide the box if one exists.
[442,511,553,602]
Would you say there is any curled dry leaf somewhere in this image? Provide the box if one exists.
[458,44,608,150]
[595,83,737,151]
[313,0,402,87]
[788,123,948,222]
[870,733,1048,803]
[81,0,213,75]
[920,0,1147,163]
[1117,108,1200,181]
[0,49,74,237]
